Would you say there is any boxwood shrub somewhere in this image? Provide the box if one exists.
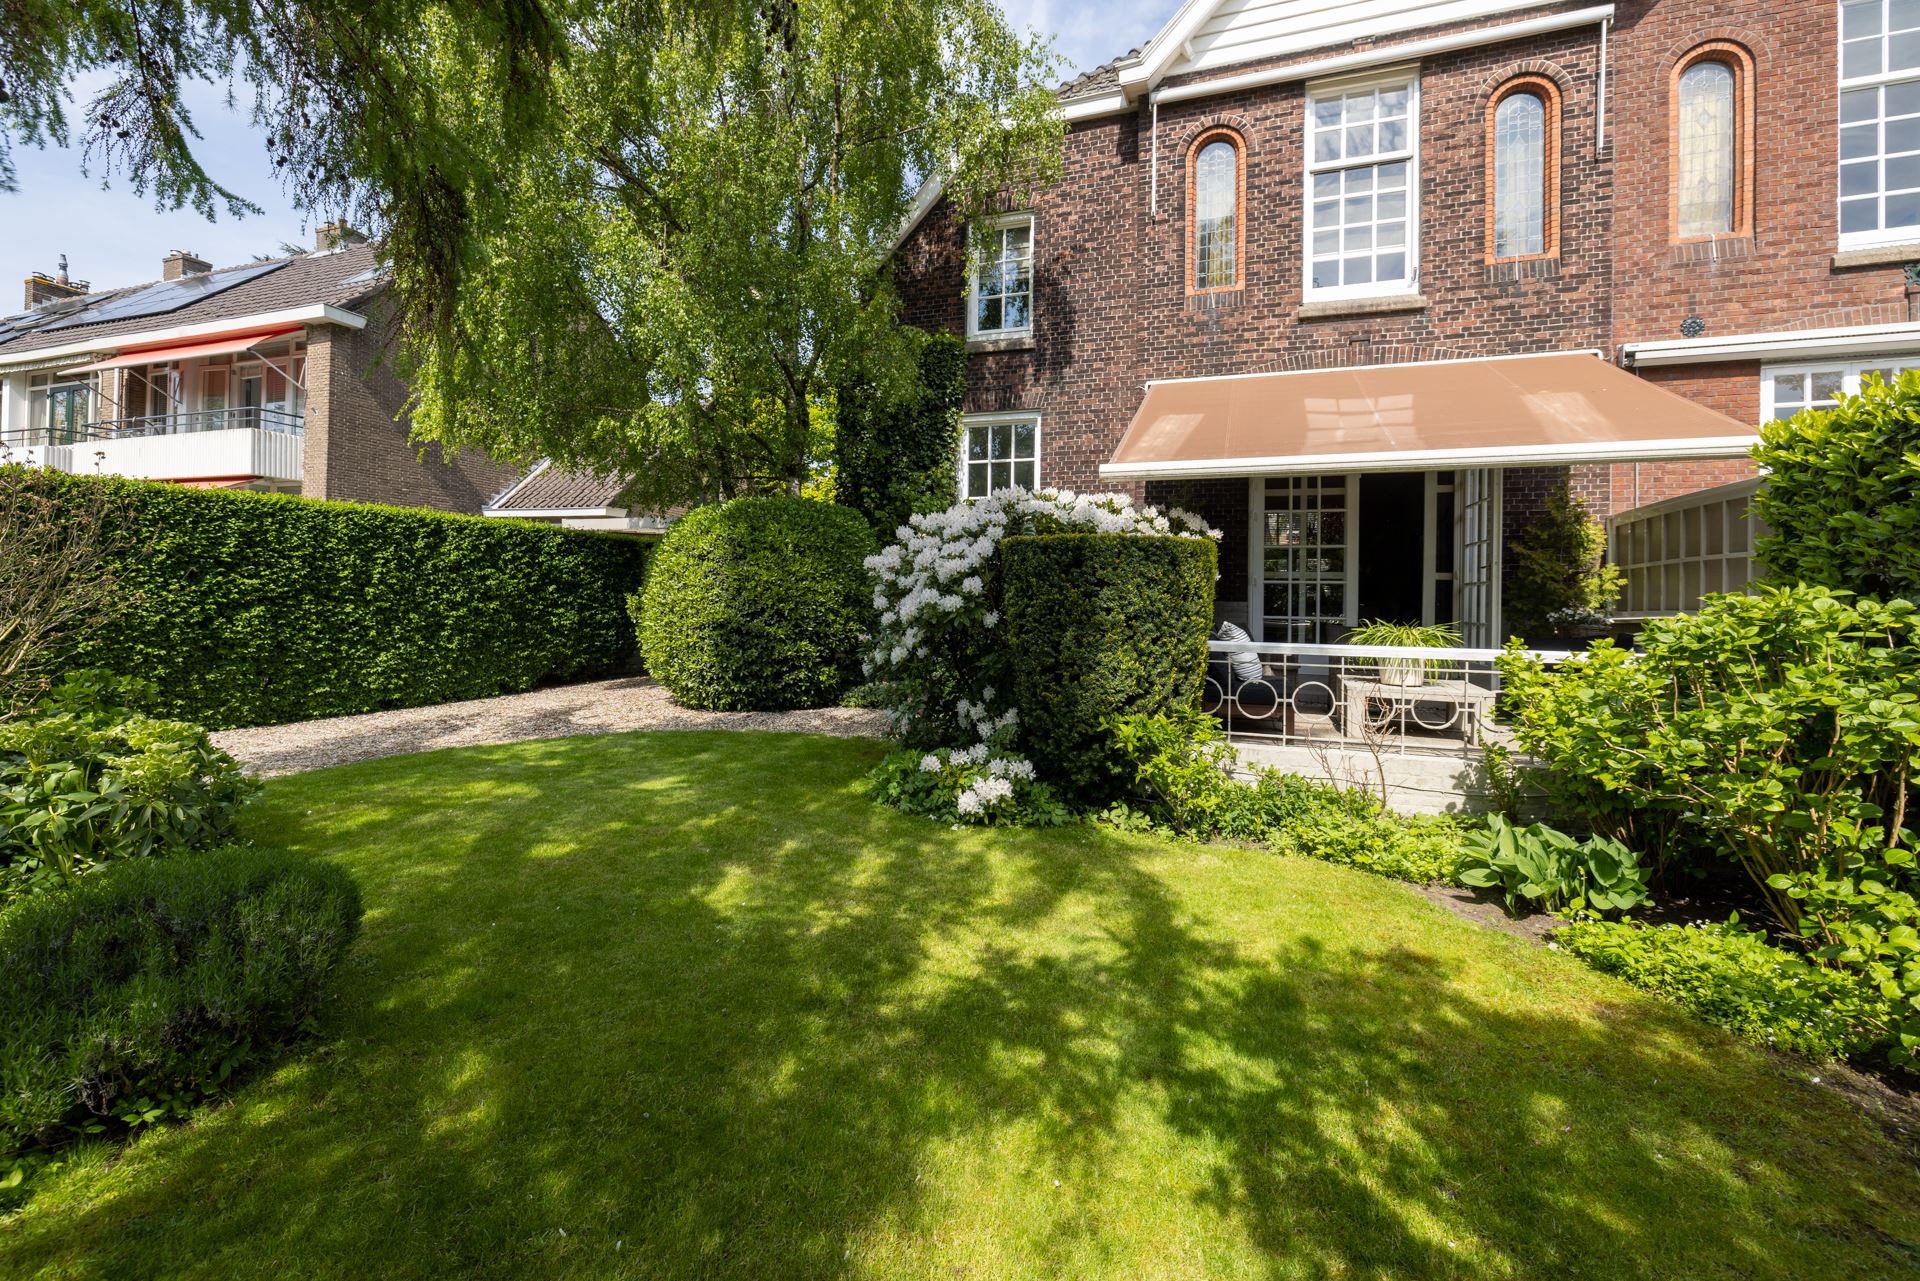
[635,497,877,710]
[19,468,652,730]
[1002,533,1216,801]
[0,845,363,1161]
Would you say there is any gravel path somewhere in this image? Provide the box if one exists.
[210,676,888,777]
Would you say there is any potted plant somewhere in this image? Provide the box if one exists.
[1344,619,1461,688]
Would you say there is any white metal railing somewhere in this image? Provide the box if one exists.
[1205,640,1574,757]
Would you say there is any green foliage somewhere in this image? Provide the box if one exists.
[0,672,254,907]
[404,1,1064,510]
[1498,585,1920,925]
[1504,483,1622,638]
[1555,918,1886,1062]
[1103,710,1248,838]
[19,469,650,731]
[834,332,966,536]
[1753,370,1920,598]
[0,846,362,1174]
[1263,784,1471,885]
[1456,816,1651,916]
[868,746,1070,828]
[1783,863,1920,1066]
[636,497,876,711]
[1002,534,1217,802]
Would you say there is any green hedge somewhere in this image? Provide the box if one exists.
[833,331,966,536]
[1,845,362,1160]
[19,469,652,729]
[635,496,877,711]
[1003,533,1216,801]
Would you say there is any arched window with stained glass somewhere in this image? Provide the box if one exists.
[1189,129,1243,292]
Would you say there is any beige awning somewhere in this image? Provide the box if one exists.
[1101,351,1760,480]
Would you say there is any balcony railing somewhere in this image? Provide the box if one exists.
[1205,640,1573,759]
[87,408,305,438]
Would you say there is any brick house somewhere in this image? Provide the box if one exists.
[895,0,1918,648]
[0,227,513,512]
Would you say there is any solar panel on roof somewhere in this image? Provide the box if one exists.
[38,260,290,333]
[336,265,387,287]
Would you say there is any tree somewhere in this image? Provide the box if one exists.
[0,466,140,714]
[1504,481,1622,639]
[399,1,1062,507]
[834,331,967,535]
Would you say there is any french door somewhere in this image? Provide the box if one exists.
[1456,467,1503,648]
[1256,475,1357,644]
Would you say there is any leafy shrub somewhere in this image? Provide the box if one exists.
[833,332,966,537]
[1499,585,1920,920]
[637,496,877,711]
[1,846,362,1169]
[1555,918,1885,1062]
[863,489,1217,751]
[1,672,254,906]
[1503,481,1622,639]
[1103,710,1247,837]
[1456,816,1650,916]
[1752,370,1920,599]
[1002,534,1216,801]
[17,468,651,730]
[1266,783,1470,885]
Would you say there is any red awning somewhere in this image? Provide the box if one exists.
[58,325,304,376]
[1101,351,1761,479]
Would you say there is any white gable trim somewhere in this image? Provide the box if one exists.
[1119,0,1220,98]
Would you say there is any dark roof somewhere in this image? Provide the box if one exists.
[0,242,388,356]
[1058,47,1140,101]
[488,463,632,512]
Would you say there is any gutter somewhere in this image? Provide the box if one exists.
[0,303,368,371]
[1622,320,1920,367]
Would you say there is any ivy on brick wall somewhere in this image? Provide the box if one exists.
[832,331,965,536]
[15,469,652,730]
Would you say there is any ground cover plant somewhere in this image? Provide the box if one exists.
[4,731,1917,1279]
[0,671,253,906]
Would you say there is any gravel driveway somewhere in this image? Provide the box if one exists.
[210,676,888,777]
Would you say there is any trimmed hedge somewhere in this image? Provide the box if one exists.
[635,496,877,710]
[1003,533,1217,801]
[18,468,652,730]
[833,332,966,536]
[1,845,363,1158]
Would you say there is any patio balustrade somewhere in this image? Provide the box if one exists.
[1205,640,1573,758]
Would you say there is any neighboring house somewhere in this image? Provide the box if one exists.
[481,461,675,535]
[894,0,1914,642]
[0,226,513,512]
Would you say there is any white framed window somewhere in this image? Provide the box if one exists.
[1839,0,1920,248]
[19,371,96,447]
[1305,68,1419,301]
[1761,358,1918,420]
[967,214,1034,338]
[958,413,1038,500]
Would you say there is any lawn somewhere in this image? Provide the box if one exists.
[4,731,1919,1280]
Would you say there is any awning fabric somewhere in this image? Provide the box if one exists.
[1100,352,1761,480]
[58,324,303,376]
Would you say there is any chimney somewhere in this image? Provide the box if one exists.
[23,254,89,308]
[162,250,213,281]
[315,220,369,252]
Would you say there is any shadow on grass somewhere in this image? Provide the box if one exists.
[6,731,1918,1280]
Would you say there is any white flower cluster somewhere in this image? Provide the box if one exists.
[863,487,1220,738]
[956,775,1016,814]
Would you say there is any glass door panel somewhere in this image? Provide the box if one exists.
[1261,475,1356,644]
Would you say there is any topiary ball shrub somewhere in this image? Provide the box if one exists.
[0,845,363,1161]
[635,497,878,711]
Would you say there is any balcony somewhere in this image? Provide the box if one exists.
[5,408,304,487]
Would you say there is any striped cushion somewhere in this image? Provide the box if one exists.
[1212,621,1265,683]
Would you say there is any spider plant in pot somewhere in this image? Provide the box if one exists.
[1343,619,1462,688]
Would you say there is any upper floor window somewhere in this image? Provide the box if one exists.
[1840,2,1920,246]
[16,371,95,447]
[1673,52,1746,240]
[1487,77,1560,261]
[1189,129,1243,292]
[959,414,1038,500]
[968,214,1034,339]
[1306,71,1418,300]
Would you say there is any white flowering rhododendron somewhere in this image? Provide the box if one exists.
[863,487,1218,749]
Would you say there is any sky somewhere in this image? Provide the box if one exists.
[0,2,1175,305]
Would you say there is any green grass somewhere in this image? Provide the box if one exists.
[4,731,1919,1279]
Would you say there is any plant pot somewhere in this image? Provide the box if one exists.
[1377,658,1426,688]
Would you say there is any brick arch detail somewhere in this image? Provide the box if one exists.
[1477,58,1572,99]
[1660,29,1771,73]
[1264,343,1484,372]
[1180,113,1254,155]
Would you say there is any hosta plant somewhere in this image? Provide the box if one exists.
[1456,815,1651,917]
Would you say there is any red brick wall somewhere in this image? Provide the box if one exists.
[303,304,517,513]
[1609,1,1913,345]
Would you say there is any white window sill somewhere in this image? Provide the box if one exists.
[1297,293,1428,320]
